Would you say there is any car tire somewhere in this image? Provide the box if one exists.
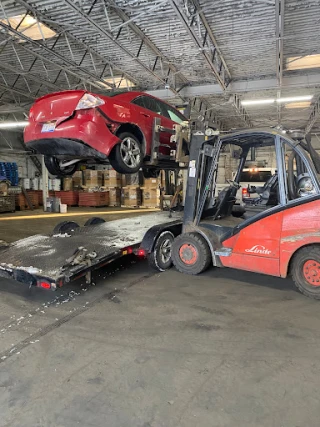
[44,156,77,177]
[148,231,174,272]
[143,168,160,179]
[109,132,143,174]
[171,232,211,275]
[53,221,80,235]
[291,246,320,299]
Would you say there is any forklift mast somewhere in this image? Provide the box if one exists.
[183,133,221,231]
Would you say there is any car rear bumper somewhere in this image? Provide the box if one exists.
[24,110,121,158]
[26,138,109,160]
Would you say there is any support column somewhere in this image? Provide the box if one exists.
[41,155,49,211]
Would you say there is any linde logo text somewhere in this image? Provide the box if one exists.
[245,245,271,255]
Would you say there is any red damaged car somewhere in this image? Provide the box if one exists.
[24,90,188,176]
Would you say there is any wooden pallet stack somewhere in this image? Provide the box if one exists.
[54,191,79,206]
[78,191,109,207]
[121,186,142,208]
[141,178,161,208]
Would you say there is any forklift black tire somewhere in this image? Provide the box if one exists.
[148,231,174,272]
[172,232,211,275]
[291,246,320,299]
[53,221,80,235]
[84,217,106,226]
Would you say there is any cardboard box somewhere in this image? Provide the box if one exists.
[108,169,121,187]
[72,171,83,188]
[142,187,161,208]
[143,177,159,188]
[122,186,142,207]
[109,187,121,206]
[0,181,8,196]
[63,177,73,191]
[102,170,109,186]
[83,170,103,187]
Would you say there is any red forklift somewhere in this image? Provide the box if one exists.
[167,129,320,299]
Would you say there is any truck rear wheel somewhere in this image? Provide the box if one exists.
[291,246,320,299]
[148,231,174,271]
[172,232,211,275]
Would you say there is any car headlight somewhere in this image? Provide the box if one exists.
[75,93,105,110]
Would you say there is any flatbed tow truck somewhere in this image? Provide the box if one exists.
[2,129,320,300]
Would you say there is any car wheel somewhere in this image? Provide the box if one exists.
[291,246,320,299]
[44,156,77,177]
[109,132,142,174]
[171,232,211,275]
[143,168,160,179]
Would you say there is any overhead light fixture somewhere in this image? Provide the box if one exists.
[286,54,320,71]
[285,101,311,109]
[241,95,313,106]
[241,99,275,106]
[96,76,135,89]
[0,121,28,129]
[0,14,56,41]
[276,95,313,103]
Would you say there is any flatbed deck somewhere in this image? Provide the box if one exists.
[0,212,182,289]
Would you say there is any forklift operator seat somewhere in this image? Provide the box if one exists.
[246,172,278,206]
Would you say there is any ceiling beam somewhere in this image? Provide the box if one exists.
[275,0,285,86]
[0,62,63,92]
[5,0,137,90]
[305,96,320,134]
[147,74,320,99]
[63,0,178,90]
[275,0,285,126]
[168,0,253,127]
[62,0,223,129]
[0,82,35,100]
[169,0,231,91]
[231,94,252,128]
[107,0,189,89]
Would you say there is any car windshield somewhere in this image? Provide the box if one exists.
[240,171,272,182]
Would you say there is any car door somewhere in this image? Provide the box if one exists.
[132,95,172,156]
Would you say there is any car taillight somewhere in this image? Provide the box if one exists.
[75,93,105,110]
[242,188,250,198]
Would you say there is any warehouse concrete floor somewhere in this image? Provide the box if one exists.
[1,213,320,426]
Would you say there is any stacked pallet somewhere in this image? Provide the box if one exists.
[15,191,39,210]
[0,195,15,213]
[141,178,161,208]
[79,191,109,207]
[55,191,79,207]
[121,186,142,208]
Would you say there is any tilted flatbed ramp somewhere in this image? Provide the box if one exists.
[0,212,182,289]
